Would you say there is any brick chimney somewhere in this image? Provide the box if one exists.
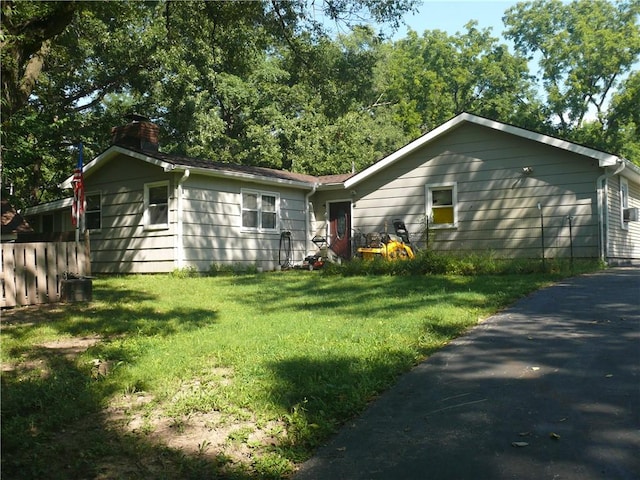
[111,114,159,152]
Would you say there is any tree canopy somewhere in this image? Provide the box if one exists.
[1,0,638,209]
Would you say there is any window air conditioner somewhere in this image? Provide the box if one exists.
[623,207,639,222]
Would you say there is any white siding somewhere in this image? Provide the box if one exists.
[84,153,312,273]
[607,175,640,261]
[347,123,601,259]
[86,154,176,273]
[179,174,309,271]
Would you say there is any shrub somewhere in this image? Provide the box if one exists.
[170,266,200,278]
[325,250,603,277]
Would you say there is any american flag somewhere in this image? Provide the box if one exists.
[72,143,85,227]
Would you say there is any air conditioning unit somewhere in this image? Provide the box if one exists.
[623,207,639,222]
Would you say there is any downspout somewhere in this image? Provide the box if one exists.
[596,160,625,262]
[176,169,190,269]
[305,183,319,259]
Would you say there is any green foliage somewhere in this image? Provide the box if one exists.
[170,266,201,278]
[208,262,260,276]
[376,23,542,133]
[325,250,603,277]
[504,0,640,134]
[605,71,640,164]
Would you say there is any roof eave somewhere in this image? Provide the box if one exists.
[345,112,629,188]
[23,197,74,215]
[344,114,468,188]
[169,165,317,190]
[59,145,174,189]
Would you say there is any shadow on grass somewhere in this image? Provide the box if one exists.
[0,353,260,480]
[239,272,553,321]
[0,283,258,480]
[265,318,474,458]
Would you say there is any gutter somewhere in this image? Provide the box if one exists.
[166,164,315,190]
[596,159,626,261]
[304,183,319,258]
[176,169,191,269]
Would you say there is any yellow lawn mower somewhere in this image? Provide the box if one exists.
[357,219,415,260]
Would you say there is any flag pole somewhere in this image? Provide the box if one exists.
[74,143,84,245]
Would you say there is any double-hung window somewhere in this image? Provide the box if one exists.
[620,177,629,230]
[85,192,102,230]
[426,182,458,228]
[144,181,169,229]
[242,189,279,231]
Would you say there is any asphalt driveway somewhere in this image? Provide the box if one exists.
[293,268,640,480]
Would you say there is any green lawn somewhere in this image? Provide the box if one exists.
[0,270,580,479]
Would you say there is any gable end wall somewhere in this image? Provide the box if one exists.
[349,123,601,259]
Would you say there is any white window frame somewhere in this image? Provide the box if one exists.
[425,182,458,229]
[144,181,170,230]
[620,177,629,230]
[85,191,102,231]
[241,189,280,232]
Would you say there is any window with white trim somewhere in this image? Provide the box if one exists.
[620,177,629,230]
[144,181,169,229]
[426,183,458,228]
[86,192,102,230]
[241,189,279,231]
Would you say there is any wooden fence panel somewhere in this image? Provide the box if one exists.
[55,242,66,300]
[14,245,27,306]
[2,246,16,307]
[45,244,58,302]
[1,240,90,308]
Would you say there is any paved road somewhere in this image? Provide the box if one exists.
[293,268,640,480]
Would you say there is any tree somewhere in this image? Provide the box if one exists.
[375,23,541,134]
[0,0,77,120]
[1,1,159,207]
[1,0,417,208]
[503,0,640,135]
[605,71,640,164]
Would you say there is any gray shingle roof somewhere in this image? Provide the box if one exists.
[123,146,354,186]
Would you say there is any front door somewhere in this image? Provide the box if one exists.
[329,201,351,259]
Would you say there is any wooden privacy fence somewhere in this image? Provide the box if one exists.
[1,240,90,308]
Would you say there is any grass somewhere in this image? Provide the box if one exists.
[1,261,600,479]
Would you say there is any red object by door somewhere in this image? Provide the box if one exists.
[329,201,351,259]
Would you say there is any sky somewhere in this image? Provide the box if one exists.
[392,1,520,39]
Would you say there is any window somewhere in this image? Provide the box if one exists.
[145,182,169,229]
[241,190,279,231]
[85,192,101,230]
[426,183,458,228]
[620,177,629,230]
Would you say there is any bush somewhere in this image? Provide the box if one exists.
[170,266,200,278]
[208,262,260,276]
[325,250,603,277]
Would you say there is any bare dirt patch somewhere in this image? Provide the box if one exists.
[105,382,288,470]
[39,335,102,356]
[1,305,293,477]
[1,303,68,327]
[1,335,101,373]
